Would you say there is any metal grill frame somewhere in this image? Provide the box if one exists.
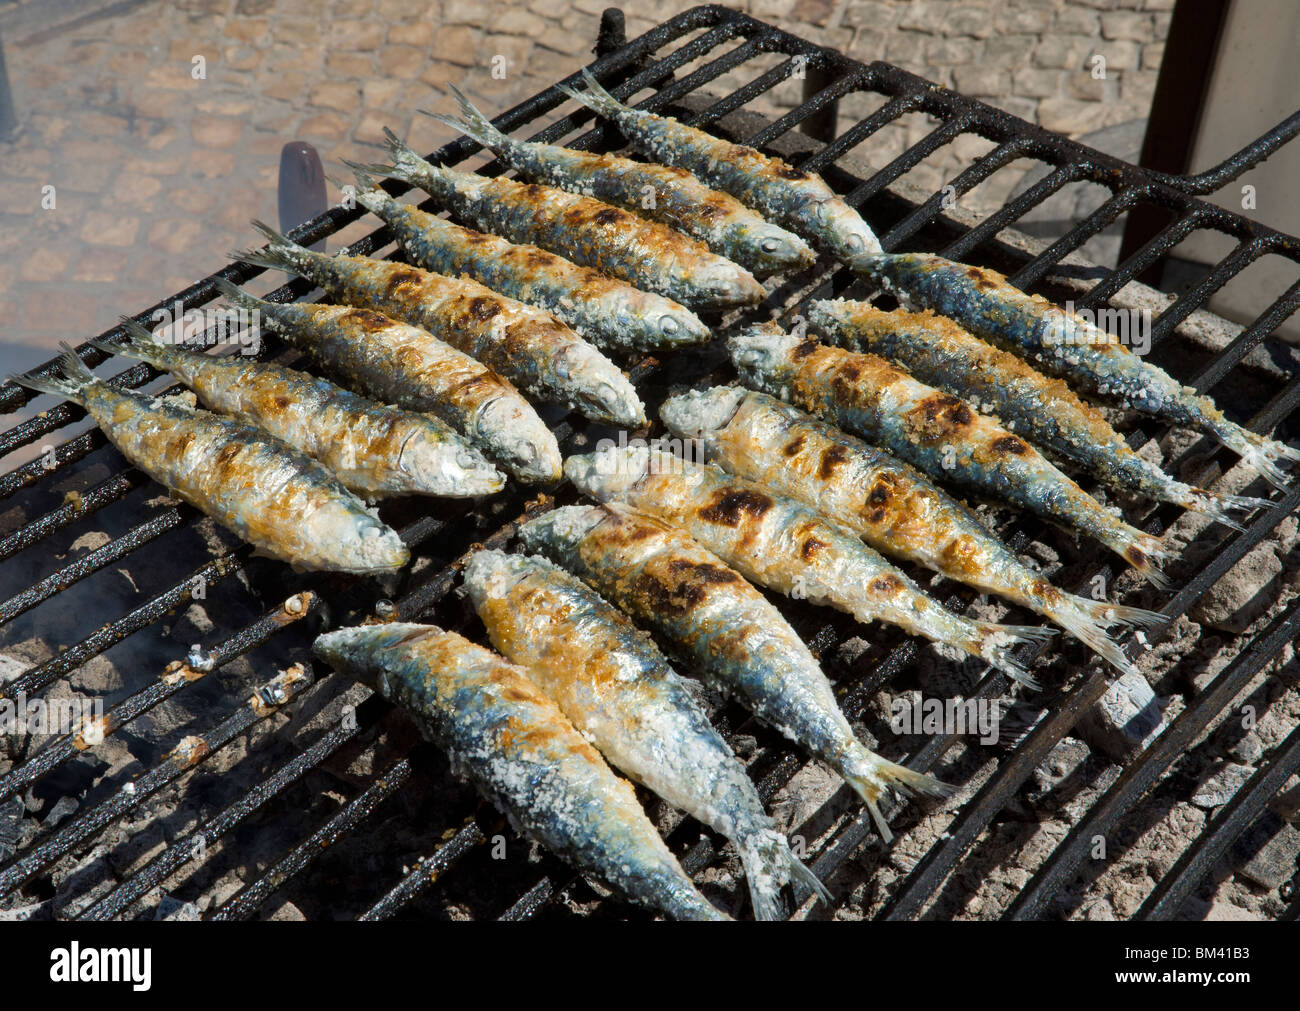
[3,3,1300,922]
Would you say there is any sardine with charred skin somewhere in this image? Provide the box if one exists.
[808,300,1269,529]
[730,323,1175,589]
[423,85,815,278]
[854,251,1299,488]
[463,549,828,920]
[12,346,407,574]
[558,69,882,261]
[93,318,504,499]
[660,386,1166,677]
[213,279,559,483]
[359,129,765,311]
[313,622,729,921]
[343,169,710,353]
[518,503,952,841]
[565,445,1052,687]
[231,221,646,433]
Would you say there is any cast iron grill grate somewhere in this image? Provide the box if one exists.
[2,4,1299,921]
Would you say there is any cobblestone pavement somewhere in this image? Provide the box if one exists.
[0,0,1172,378]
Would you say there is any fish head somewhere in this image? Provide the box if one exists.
[698,261,766,310]
[814,200,881,259]
[461,548,538,608]
[727,322,800,378]
[747,223,817,276]
[659,386,747,440]
[554,342,647,428]
[654,306,711,347]
[516,504,610,555]
[563,443,659,500]
[476,395,562,483]
[312,622,442,685]
[398,425,506,497]
[349,520,411,573]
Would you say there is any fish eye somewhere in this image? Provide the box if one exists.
[660,315,679,335]
[845,233,865,253]
[760,237,782,253]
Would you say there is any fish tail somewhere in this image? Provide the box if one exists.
[1196,413,1297,488]
[736,830,832,919]
[841,744,953,842]
[788,851,832,906]
[969,622,1055,690]
[1096,599,1167,630]
[1175,485,1272,532]
[1125,530,1174,591]
[89,317,175,369]
[337,161,391,216]
[231,219,315,276]
[375,127,451,196]
[556,68,626,119]
[9,342,96,404]
[1040,594,1146,676]
[211,276,269,317]
[421,84,511,153]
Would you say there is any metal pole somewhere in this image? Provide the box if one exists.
[277,141,326,252]
[0,30,17,141]
[800,65,839,144]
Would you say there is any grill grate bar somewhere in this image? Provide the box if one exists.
[1191,281,1300,394]
[0,470,148,564]
[1078,211,1209,311]
[358,819,485,921]
[0,512,181,627]
[0,665,313,903]
[1005,593,1300,920]
[1138,720,1300,920]
[78,688,383,921]
[879,671,1111,920]
[211,753,417,920]
[0,592,319,806]
[940,163,1081,262]
[879,137,1036,252]
[0,548,248,702]
[848,117,971,219]
[1145,240,1264,351]
[795,93,917,176]
[747,68,865,152]
[1007,187,1147,290]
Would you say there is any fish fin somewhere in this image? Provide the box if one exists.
[211,276,267,315]
[88,317,172,369]
[420,83,512,154]
[1133,535,1174,592]
[1213,423,1298,489]
[1176,486,1271,532]
[842,745,953,841]
[1045,595,1150,676]
[972,622,1054,690]
[10,344,96,404]
[380,127,441,187]
[555,68,626,119]
[734,831,792,921]
[231,219,309,275]
[1090,599,1167,630]
[787,852,832,906]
